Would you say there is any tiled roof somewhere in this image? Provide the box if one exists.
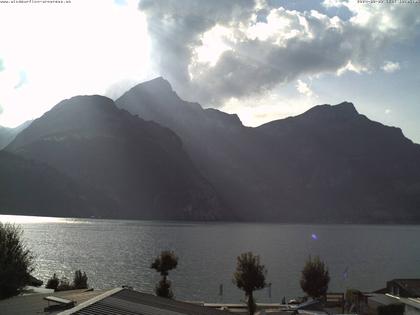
[59,288,232,315]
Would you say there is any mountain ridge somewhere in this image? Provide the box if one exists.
[0,150,116,218]
[6,94,228,221]
[2,77,419,222]
[116,78,420,223]
[0,120,32,150]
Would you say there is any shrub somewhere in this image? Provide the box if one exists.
[73,270,88,289]
[45,273,59,290]
[46,270,88,291]
[0,223,34,299]
[56,277,72,292]
[27,274,43,287]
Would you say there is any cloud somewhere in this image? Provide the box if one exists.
[296,80,314,98]
[14,70,28,89]
[336,60,369,76]
[114,0,128,5]
[322,0,346,8]
[138,0,255,97]
[382,61,400,73]
[0,59,4,72]
[139,0,420,106]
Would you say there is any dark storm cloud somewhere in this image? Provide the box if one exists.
[138,0,255,84]
[139,0,420,106]
[188,23,357,103]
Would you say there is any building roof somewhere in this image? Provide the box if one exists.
[368,293,420,311]
[403,297,420,310]
[0,289,106,315]
[389,279,420,296]
[59,288,232,315]
[367,293,397,306]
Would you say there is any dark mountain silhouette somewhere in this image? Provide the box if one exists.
[116,77,259,219]
[0,150,115,218]
[116,78,420,223]
[6,95,225,220]
[0,121,32,150]
[0,127,15,150]
[2,77,419,222]
[254,102,420,222]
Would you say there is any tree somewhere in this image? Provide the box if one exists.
[0,223,34,299]
[233,252,267,315]
[46,273,59,290]
[73,270,88,289]
[300,256,330,299]
[151,250,178,298]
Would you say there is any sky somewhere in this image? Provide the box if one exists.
[0,0,419,142]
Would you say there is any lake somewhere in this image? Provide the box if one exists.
[1,215,420,303]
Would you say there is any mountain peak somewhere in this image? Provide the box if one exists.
[334,101,358,113]
[134,76,173,92]
[204,108,243,126]
[301,102,359,122]
[59,94,114,106]
[309,101,358,114]
[149,76,171,85]
[50,95,118,117]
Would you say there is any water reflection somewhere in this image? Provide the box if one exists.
[0,215,71,224]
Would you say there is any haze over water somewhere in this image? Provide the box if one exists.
[1,215,420,302]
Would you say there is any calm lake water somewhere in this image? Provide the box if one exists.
[1,215,420,303]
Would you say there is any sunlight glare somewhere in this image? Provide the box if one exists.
[0,0,152,127]
[0,215,78,224]
[194,25,232,66]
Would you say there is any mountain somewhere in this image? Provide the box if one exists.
[116,78,420,223]
[0,121,32,149]
[116,77,262,219]
[0,150,114,218]
[0,127,14,150]
[6,95,226,220]
[255,102,420,222]
[4,77,419,223]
